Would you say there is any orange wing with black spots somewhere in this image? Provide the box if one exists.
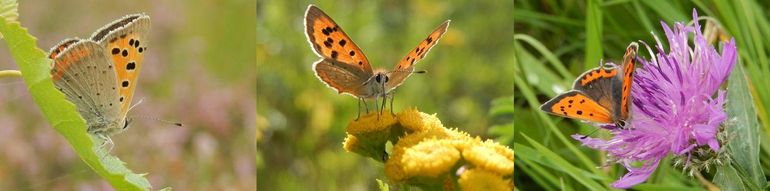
[305,5,372,76]
[574,65,618,89]
[619,42,638,119]
[541,42,639,128]
[386,20,450,91]
[540,90,614,124]
[49,38,82,80]
[90,14,150,119]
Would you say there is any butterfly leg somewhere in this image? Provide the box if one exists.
[379,93,387,117]
[374,96,381,120]
[389,93,395,116]
[355,97,362,121]
[98,133,115,153]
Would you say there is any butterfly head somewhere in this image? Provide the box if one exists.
[374,73,389,84]
[86,117,127,136]
[615,120,627,129]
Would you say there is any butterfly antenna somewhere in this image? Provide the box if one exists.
[580,127,601,139]
[387,69,427,75]
[598,58,605,68]
[131,115,184,127]
[637,40,659,67]
[127,97,145,113]
[126,97,183,127]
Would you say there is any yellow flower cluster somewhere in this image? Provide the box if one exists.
[343,108,514,190]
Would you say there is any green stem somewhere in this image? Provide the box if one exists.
[0,70,21,78]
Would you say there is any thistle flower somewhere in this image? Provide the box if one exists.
[573,9,737,189]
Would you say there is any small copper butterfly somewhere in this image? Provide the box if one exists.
[540,42,638,129]
[304,5,449,119]
[48,14,150,138]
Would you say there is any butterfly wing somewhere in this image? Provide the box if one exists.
[50,40,122,132]
[305,5,373,90]
[90,14,150,120]
[571,64,623,121]
[386,20,450,91]
[619,42,638,120]
[313,58,370,96]
[540,90,614,124]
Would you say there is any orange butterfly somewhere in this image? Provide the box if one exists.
[48,14,149,139]
[540,42,638,129]
[304,5,449,119]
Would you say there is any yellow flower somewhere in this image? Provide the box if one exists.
[385,153,407,181]
[391,128,451,161]
[462,141,514,175]
[342,134,359,152]
[444,128,476,150]
[341,109,516,189]
[346,110,398,135]
[396,108,443,132]
[400,139,460,178]
[458,169,513,191]
[485,140,514,162]
[344,112,400,161]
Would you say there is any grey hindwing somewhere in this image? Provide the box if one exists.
[571,65,623,120]
[51,41,121,129]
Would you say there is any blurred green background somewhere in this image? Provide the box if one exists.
[0,0,255,190]
[257,0,513,190]
[514,0,770,190]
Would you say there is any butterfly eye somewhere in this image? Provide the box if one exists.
[375,75,382,83]
[616,120,627,129]
[384,76,389,82]
[123,118,131,129]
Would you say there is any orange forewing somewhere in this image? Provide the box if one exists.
[619,42,638,119]
[393,20,450,72]
[49,38,82,80]
[577,67,617,87]
[540,90,614,124]
[106,33,146,117]
[305,5,372,74]
[386,20,450,90]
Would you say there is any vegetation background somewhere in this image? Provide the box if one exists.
[257,0,514,190]
[0,0,256,190]
[514,0,770,190]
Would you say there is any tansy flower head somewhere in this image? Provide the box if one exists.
[462,140,515,175]
[458,168,513,191]
[345,109,515,190]
[573,9,736,189]
[397,107,444,132]
[400,139,461,178]
[346,110,398,135]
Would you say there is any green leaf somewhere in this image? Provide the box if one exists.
[584,0,603,71]
[0,18,151,190]
[714,164,746,191]
[520,134,608,190]
[376,179,390,191]
[715,60,765,190]
[0,0,17,39]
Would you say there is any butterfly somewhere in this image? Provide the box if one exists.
[304,4,449,119]
[48,14,150,139]
[540,42,638,129]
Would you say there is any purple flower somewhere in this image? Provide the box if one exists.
[572,9,737,189]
